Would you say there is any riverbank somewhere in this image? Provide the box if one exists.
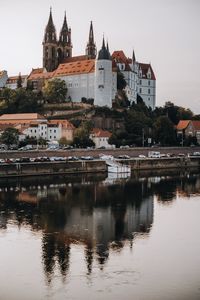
[0,156,199,178]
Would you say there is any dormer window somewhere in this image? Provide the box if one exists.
[147,72,151,79]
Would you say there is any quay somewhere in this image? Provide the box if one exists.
[0,151,200,178]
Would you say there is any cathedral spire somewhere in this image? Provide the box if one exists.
[58,11,72,60]
[43,8,57,72]
[89,21,94,43]
[46,7,56,34]
[132,49,136,63]
[85,21,96,59]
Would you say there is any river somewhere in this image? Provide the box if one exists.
[0,169,200,300]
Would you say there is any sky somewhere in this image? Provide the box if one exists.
[0,0,200,113]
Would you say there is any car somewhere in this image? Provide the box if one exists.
[138,154,146,158]
[80,156,94,160]
[117,155,130,159]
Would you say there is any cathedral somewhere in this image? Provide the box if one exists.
[0,9,156,109]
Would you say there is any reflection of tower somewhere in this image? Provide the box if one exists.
[42,233,70,283]
[85,243,94,275]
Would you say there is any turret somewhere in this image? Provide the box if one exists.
[43,8,58,72]
[86,21,96,59]
[95,37,113,107]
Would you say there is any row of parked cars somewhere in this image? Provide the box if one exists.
[0,155,95,164]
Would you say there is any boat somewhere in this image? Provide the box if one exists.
[99,154,131,174]
[106,160,131,174]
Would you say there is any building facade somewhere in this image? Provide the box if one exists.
[1,9,156,110]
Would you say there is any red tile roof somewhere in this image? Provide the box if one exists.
[28,69,54,80]
[54,60,95,76]
[138,63,156,80]
[62,55,88,63]
[112,50,132,72]
[91,128,111,138]
[191,121,200,130]
[48,119,75,130]
[176,120,190,130]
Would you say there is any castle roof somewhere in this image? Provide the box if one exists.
[112,51,132,71]
[54,59,95,76]
[138,63,156,80]
[62,55,88,63]
[98,37,111,60]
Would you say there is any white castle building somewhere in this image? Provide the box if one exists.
[0,9,156,110]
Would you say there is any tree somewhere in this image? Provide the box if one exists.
[42,78,68,103]
[117,71,127,90]
[0,127,19,147]
[17,73,22,88]
[153,116,177,146]
[72,121,94,148]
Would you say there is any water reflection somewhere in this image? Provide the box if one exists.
[0,169,200,284]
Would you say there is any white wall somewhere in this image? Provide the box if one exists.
[95,60,113,107]
[56,73,95,101]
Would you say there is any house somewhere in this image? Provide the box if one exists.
[0,113,75,142]
[90,128,112,148]
[176,120,200,144]
[6,75,28,89]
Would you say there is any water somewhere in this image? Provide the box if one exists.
[0,170,200,300]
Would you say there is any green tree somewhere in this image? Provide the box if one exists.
[153,116,177,146]
[17,73,22,88]
[72,121,94,148]
[117,71,127,90]
[42,78,68,103]
[0,127,19,147]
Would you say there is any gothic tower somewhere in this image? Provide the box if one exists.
[58,12,72,63]
[86,21,96,59]
[43,8,58,72]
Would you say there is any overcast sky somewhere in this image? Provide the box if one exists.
[0,0,199,113]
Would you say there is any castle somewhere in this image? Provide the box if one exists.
[0,9,156,109]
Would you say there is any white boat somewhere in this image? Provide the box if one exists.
[106,160,131,174]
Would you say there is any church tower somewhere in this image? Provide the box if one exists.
[86,21,96,59]
[43,8,58,72]
[95,37,113,107]
[58,12,72,63]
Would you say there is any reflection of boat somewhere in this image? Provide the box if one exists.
[103,171,131,184]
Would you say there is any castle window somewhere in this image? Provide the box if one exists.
[148,89,151,94]
[139,88,142,93]
[148,80,151,86]
[139,79,142,85]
